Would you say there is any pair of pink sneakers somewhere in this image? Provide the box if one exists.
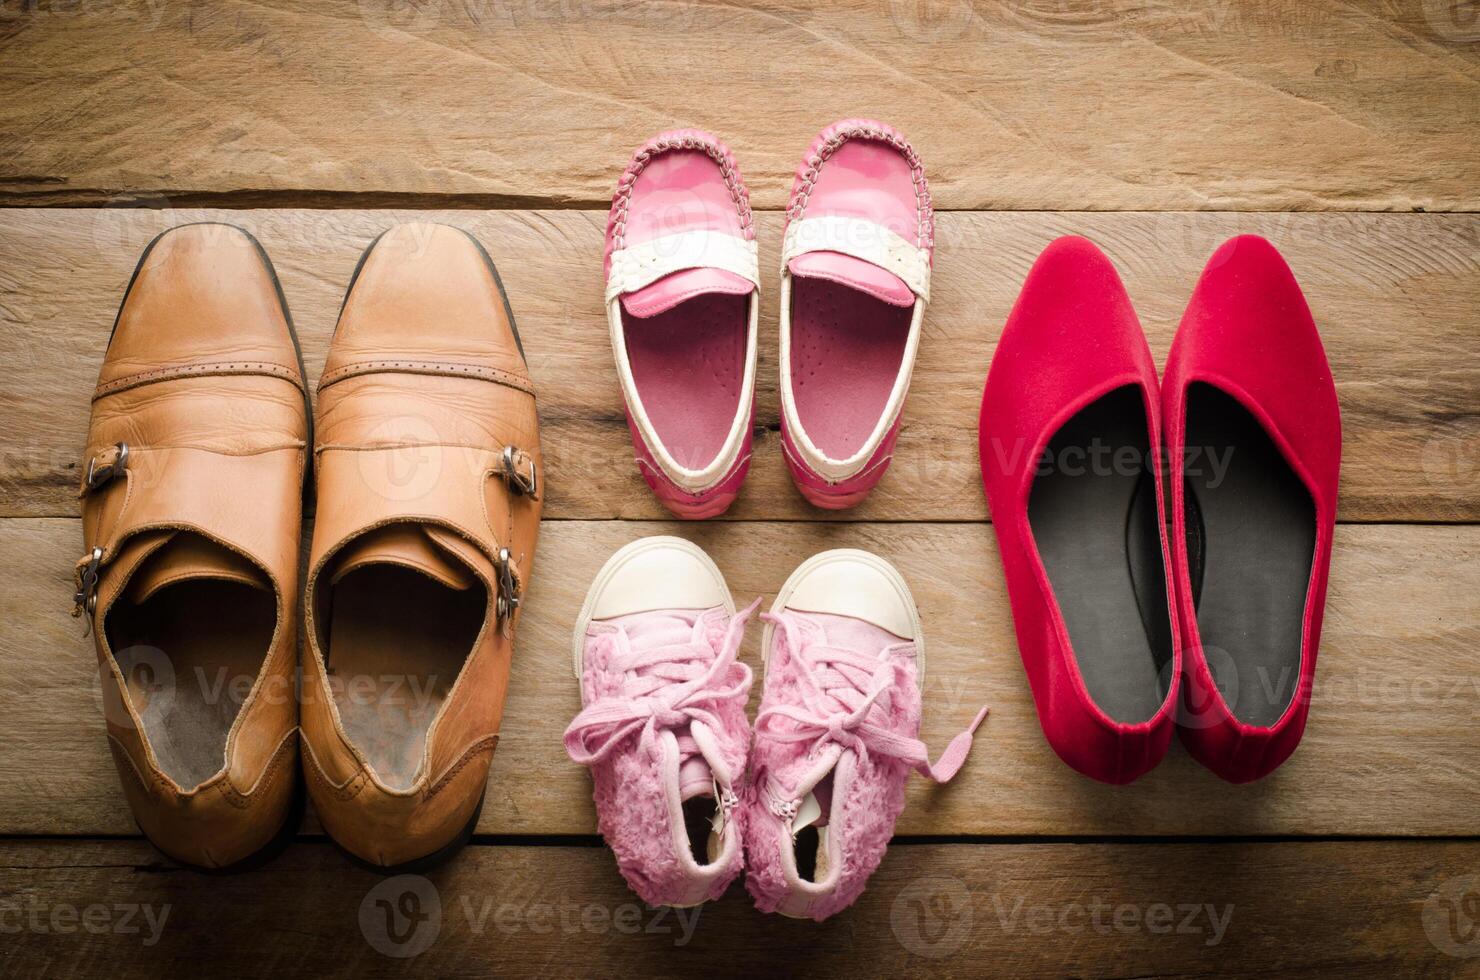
[563,537,987,920]
[603,121,933,517]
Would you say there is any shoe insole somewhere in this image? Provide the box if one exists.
[1028,386,1173,724]
[623,293,746,471]
[789,277,911,459]
[1183,383,1315,727]
[107,578,274,790]
[325,564,485,790]
[681,795,718,865]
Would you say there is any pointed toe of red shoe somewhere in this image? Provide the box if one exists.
[998,236,1148,354]
[1173,235,1337,405]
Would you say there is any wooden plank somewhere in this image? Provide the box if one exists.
[1,2,1477,211]
[1,839,1474,976]
[2,518,1476,838]
[2,208,1477,522]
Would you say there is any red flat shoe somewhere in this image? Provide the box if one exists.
[978,237,1179,784]
[1164,236,1340,783]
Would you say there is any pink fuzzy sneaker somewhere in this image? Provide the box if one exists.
[743,550,987,920]
[604,130,760,519]
[565,536,758,907]
[779,120,934,509]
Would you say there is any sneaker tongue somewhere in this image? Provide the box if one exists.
[127,532,269,604]
[788,251,914,307]
[608,608,729,800]
[678,758,714,801]
[620,267,752,318]
[330,522,479,590]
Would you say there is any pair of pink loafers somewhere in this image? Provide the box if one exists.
[603,121,932,517]
[564,537,987,919]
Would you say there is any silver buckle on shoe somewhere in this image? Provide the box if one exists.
[85,442,129,492]
[494,546,522,629]
[72,546,104,629]
[500,445,539,499]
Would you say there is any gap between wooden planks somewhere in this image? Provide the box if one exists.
[0,839,1473,976]
[2,518,1475,839]
[2,208,1477,521]
[0,1,1476,211]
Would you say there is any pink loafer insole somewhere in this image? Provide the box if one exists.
[789,277,910,460]
[624,293,747,471]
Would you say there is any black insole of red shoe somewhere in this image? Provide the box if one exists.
[1028,386,1174,724]
[1183,383,1315,727]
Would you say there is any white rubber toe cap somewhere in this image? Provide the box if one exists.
[587,536,733,620]
[775,549,919,641]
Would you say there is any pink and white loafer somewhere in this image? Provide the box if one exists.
[604,131,760,520]
[778,120,934,509]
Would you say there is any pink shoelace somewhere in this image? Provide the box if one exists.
[754,612,989,783]
[564,600,760,769]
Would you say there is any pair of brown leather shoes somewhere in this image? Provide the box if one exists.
[75,222,542,872]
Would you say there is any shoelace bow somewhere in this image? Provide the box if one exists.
[564,599,760,768]
[754,612,989,783]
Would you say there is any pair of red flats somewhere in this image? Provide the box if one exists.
[979,236,1341,784]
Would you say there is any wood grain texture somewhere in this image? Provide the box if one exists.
[2,207,1477,521]
[1,3,1475,974]
[3,518,1476,838]
[1,839,1475,977]
[1,1,1477,211]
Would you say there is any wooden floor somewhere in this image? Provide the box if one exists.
[2,2,1478,977]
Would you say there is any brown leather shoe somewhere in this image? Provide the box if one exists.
[301,223,542,871]
[76,223,308,870]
